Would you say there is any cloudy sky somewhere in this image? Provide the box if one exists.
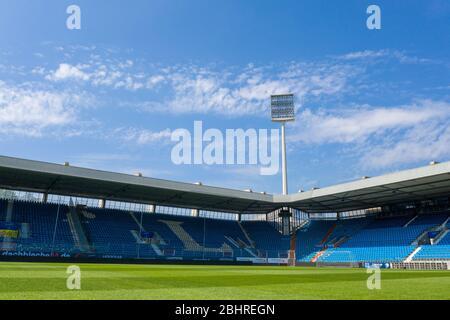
[0,0,449,194]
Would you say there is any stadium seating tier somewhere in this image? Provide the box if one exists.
[1,199,449,263]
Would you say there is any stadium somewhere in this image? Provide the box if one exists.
[1,1,449,303]
[0,154,449,300]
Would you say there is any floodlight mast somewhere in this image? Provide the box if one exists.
[270,94,295,195]
[281,122,287,195]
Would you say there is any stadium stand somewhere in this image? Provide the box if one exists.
[295,219,336,262]
[80,207,142,258]
[0,199,257,260]
[413,245,450,260]
[293,212,450,263]
[241,221,290,258]
[0,200,450,263]
[412,219,450,260]
[0,199,75,254]
[0,197,449,264]
[439,232,450,245]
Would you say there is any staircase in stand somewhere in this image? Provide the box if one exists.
[434,229,449,245]
[404,246,422,262]
[404,215,418,227]
[67,206,91,252]
[333,236,348,248]
[320,223,337,245]
[238,222,256,247]
[159,220,232,255]
[311,248,327,263]
[309,224,337,263]
[159,220,203,251]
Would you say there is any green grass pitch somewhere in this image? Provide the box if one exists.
[0,262,449,300]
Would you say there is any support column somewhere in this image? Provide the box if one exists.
[42,192,48,204]
[279,208,292,236]
[6,199,13,222]
[98,199,106,209]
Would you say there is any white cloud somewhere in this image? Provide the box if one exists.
[45,61,146,91]
[289,99,450,169]
[41,54,360,116]
[340,50,389,60]
[146,75,165,88]
[339,49,434,65]
[0,81,88,137]
[31,66,46,75]
[237,80,290,101]
[136,62,359,116]
[46,63,90,81]
[90,65,123,87]
[391,51,433,64]
[361,121,450,169]
[291,100,450,144]
[68,153,136,168]
[118,128,172,145]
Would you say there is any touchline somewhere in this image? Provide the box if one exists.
[170,121,280,176]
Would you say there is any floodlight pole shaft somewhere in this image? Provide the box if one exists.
[281,122,288,195]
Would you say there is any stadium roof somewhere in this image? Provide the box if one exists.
[0,155,449,214]
[0,156,274,214]
[281,161,450,213]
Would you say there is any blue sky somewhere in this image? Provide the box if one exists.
[0,0,449,194]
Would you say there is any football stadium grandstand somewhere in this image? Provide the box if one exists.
[0,155,450,270]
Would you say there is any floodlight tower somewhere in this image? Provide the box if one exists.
[270,94,295,195]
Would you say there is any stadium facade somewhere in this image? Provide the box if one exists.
[0,155,449,269]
